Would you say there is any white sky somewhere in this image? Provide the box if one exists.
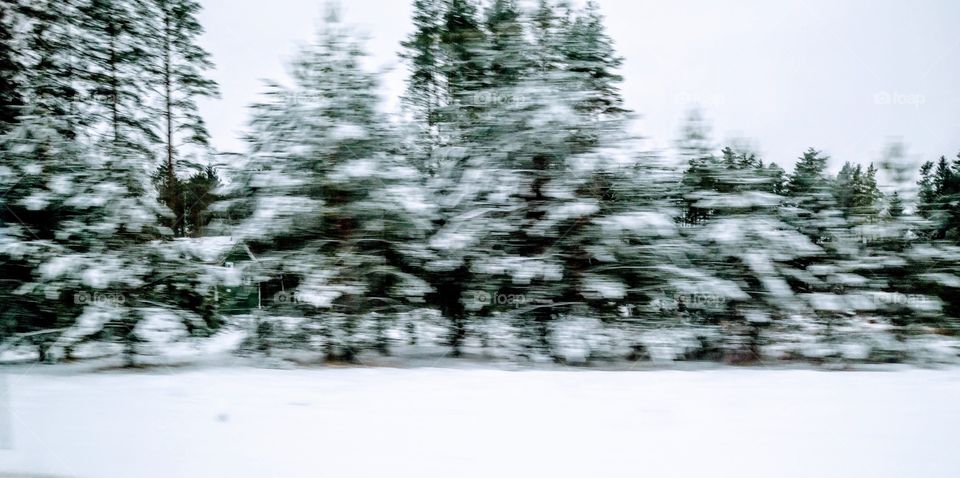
[197,0,960,178]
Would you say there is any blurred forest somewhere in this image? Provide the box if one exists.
[1,0,959,366]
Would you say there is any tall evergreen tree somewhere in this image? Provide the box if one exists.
[1,0,220,362]
[916,154,960,241]
[681,143,821,362]
[237,8,434,361]
[407,0,490,354]
[786,148,829,197]
[146,0,219,237]
[834,162,855,213]
[917,159,936,220]
[0,0,88,342]
[562,0,627,118]
[783,148,839,246]
[530,0,572,74]
[676,109,716,225]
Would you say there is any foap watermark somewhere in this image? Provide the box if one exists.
[676,292,727,308]
[873,292,933,308]
[272,290,303,304]
[472,290,526,307]
[74,291,125,306]
[473,91,526,108]
[644,291,728,313]
[283,92,326,106]
[873,91,925,108]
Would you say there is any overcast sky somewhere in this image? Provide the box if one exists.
[196,0,960,179]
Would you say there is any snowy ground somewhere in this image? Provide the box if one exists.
[1,366,958,478]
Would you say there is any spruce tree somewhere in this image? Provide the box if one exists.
[1,0,219,363]
[917,160,936,220]
[145,0,219,237]
[676,109,717,225]
[834,162,880,223]
[237,8,434,361]
[678,139,822,362]
[562,0,627,118]
[766,162,786,195]
[887,192,904,219]
[529,0,574,79]
[787,148,829,197]
[0,0,88,342]
[484,0,526,86]
[916,155,960,241]
[834,162,855,213]
[783,148,840,246]
[411,0,490,354]
[452,0,632,359]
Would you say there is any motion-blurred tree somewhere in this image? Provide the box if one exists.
[238,8,434,361]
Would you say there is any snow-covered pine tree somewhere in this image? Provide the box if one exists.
[1,0,220,364]
[898,152,960,326]
[675,109,717,226]
[782,148,843,246]
[833,162,882,224]
[561,0,626,119]
[916,160,937,222]
[0,0,89,346]
[852,144,947,341]
[408,0,493,355]
[484,0,526,86]
[766,162,786,195]
[409,0,642,359]
[450,0,571,357]
[529,0,644,360]
[436,0,638,360]
[237,7,434,361]
[0,0,26,341]
[862,163,881,218]
[778,149,907,362]
[926,155,960,241]
[679,137,823,363]
[179,165,219,237]
[565,138,706,363]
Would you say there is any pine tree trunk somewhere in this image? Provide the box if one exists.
[163,10,178,236]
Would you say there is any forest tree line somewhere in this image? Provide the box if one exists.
[1,0,959,365]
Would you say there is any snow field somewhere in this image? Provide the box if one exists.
[0,366,958,478]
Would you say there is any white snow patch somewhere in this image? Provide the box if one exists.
[0,367,959,478]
